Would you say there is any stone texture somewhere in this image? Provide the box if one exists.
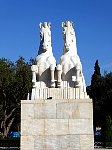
[21,99,94,150]
[80,135,94,150]
[34,135,80,150]
[57,102,80,119]
[21,136,34,150]
[21,119,44,136]
[34,103,56,119]
[21,103,34,120]
[69,119,93,134]
[57,135,80,150]
[79,102,93,119]
[45,119,69,135]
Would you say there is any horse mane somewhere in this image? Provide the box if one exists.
[62,21,77,55]
[38,22,52,55]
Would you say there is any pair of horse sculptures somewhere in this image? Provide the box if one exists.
[31,21,86,92]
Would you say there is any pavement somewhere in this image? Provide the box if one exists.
[94,148,112,150]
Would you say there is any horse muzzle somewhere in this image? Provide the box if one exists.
[42,45,48,52]
[65,43,70,50]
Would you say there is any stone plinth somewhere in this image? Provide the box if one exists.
[21,99,94,150]
[31,87,89,100]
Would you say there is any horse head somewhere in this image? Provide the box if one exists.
[39,22,52,54]
[62,21,77,55]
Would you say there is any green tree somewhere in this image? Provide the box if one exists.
[0,58,16,137]
[104,72,112,116]
[90,60,103,126]
[0,57,32,138]
[14,57,32,101]
[87,60,112,142]
[105,115,112,146]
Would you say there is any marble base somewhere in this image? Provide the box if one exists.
[21,99,94,150]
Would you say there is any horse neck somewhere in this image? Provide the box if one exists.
[38,46,53,57]
[63,31,78,55]
[63,44,78,56]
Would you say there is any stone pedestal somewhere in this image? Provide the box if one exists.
[21,99,94,150]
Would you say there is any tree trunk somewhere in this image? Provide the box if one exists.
[1,108,16,138]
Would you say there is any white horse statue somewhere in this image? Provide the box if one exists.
[31,22,56,88]
[57,21,86,92]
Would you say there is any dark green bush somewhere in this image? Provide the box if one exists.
[0,138,20,147]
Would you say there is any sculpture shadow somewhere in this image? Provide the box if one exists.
[38,68,51,87]
[62,67,77,87]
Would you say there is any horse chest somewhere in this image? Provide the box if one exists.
[61,55,74,66]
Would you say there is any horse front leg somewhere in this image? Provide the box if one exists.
[50,64,56,88]
[75,64,81,87]
[56,64,62,88]
[72,64,81,87]
[31,65,38,87]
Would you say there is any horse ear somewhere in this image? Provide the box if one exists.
[39,22,42,28]
[62,22,65,27]
[48,22,51,28]
[71,21,74,27]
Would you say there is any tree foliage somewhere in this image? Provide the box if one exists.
[14,57,32,100]
[105,115,112,143]
[87,59,112,142]
[0,57,32,138]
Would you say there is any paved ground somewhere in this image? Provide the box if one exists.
[0,148,19,150]
[95,148,112,150]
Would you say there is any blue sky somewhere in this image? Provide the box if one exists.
[0,0,112,85]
